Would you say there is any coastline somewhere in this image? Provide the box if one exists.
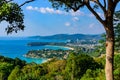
[23,45,74,64]
[44,45,74,50]
[63,46,74,50]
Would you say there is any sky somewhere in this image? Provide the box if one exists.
[0,0,120,37]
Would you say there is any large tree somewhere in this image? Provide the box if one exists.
[48,0,120,80]
[0,0,34,34]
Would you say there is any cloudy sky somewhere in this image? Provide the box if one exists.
[0,0,120,37]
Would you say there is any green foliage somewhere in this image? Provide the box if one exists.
[49,0,85,11]
[47,60,66,73]
[8,66,21,80]
[0,56,26,67]
[0,1,24,34]
[0,62,13,80]
[81,69,105,80]
[114,54,120,80]
[0,53,120,80]
[65,53,103,80]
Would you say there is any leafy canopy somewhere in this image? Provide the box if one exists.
[0,0,34,34]
[49,0,85,11]
[0,0,24,34]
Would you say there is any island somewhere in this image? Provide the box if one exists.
[27,42,66,46]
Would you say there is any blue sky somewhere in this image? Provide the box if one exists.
[0,0,120,37]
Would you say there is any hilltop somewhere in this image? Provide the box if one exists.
[29,34,102,40]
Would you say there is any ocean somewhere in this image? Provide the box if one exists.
[0,37,68,64]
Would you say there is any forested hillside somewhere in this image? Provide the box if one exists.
[0,53,120,80]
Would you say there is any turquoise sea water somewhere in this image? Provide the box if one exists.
[0,37,68,64]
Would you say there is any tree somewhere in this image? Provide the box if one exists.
[8,66,21,80]
[0,62,13,80]
[48,0,120,80]
[65,53,103,80]
[0,0,34,34]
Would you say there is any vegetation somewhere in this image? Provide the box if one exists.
[0,0,120,80]
[0,56,26,80]
[0,52,120,80]
[0,0,34,34]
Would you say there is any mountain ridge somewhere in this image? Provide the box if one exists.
[28,34,102,40]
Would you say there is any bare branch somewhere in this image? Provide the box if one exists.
[65,3,77,11]
[19,0,35,7]
[113,0,120,8]
[114,0,120,3]
[96,0,106,12]
[85,1,104,24]
[104,0,106,9]
[90,0,106,12]
[62,1,84,12]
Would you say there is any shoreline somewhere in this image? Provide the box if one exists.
[45,45,74,50]
[63,46,74,50]
[23,45,74,64]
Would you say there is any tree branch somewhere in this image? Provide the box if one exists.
[90,0,106,12]
[104,0,106,9]
[96,0,106,12]
[114,0,120,3]
[113,0,120,8]
[85,1,104,24]
[19,0,35,7]
[62,1,84,12]
[90,0,107,18]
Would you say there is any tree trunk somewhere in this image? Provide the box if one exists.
[105,39,114,80]
[105,24,114,80]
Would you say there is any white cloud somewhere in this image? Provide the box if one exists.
[26,6,34,10]
[89,23,95,28]
[97,12,104,18]
[72,17,79,21]
[88,12,104,19]
[39,7,47,13]
[70,10,84,16]
[26,6,84,16]
[56,10,63,14]
[65,22,71,27]
[88,13,94,18]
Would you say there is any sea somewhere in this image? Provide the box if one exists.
[0,37,68,64]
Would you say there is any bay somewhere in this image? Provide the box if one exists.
[0,37,68,64]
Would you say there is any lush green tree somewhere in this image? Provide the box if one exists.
[0,62,13,80]
[65,53,103,80]
[114,54,120,80]
[8,66,21,80]
[65,53,76,80]
[14,58,26,68]
[81,69,105,80]
[48,1,120,79]
[0,0,34,34]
